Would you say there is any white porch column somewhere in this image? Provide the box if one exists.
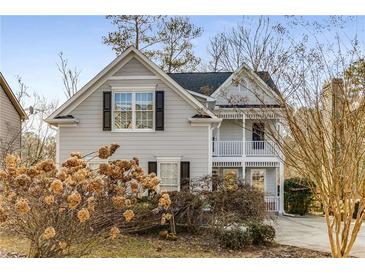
[242,114,246,183]
[279,161,285,214]
[242,114,246,156]
[278,117,285,214]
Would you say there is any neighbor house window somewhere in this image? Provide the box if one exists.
[157,157,181,192]
[113,91,154,130]
[251,169,265,192]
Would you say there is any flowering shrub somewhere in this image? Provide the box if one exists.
[0,144,171,257]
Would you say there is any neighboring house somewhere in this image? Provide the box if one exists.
[46,46,284,213]
[0,73,27,160]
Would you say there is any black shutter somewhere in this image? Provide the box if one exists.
[103,91,112,131]
[180,161,190,191]
[148,161,157,174]
[155,91,164,130]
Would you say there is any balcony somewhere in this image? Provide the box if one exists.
[212,140,278,157]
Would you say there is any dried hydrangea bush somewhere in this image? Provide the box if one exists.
[0,144,171,257]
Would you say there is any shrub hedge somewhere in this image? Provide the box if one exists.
[284,177,313,215]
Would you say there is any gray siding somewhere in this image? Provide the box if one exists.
[213,119,277,142]
[0,85,21,159]
[113,58,155,76]
[215,74,278,106]
[219,119,243,140]
[58,58,210,179]
[245,119,277,141]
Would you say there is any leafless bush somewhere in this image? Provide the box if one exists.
[0,144,172,257]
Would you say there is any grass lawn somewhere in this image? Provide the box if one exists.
[0,229,331,258]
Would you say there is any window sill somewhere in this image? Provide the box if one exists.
[111,129,155,133]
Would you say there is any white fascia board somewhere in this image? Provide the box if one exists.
[44,118,79,126]
[187,89,216,102]
[211,63,281,103]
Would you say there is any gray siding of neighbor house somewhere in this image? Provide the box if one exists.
[0,85,21,159]
[57,58,210,179]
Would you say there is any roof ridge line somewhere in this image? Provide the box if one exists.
[167,72,233,74]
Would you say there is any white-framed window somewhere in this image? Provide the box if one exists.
[251,169,266,192]
[86,158,109,170]
[223,168,239,179]
[112,91,154,131]
[157,157,181,192]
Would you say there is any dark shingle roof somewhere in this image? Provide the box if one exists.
[167,72,232,96]
[168,71,279,96]
[255,71,280,94]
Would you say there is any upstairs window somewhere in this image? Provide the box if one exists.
[113,91,154,131]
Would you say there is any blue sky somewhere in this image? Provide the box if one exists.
[0,16,363,105]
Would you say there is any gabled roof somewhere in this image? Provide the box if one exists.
[0,72,27,120]
[168,70,279,97]
[46,46,218,124]
[168,72,232,96]
[210,63,281,103]
[255,71,280,95]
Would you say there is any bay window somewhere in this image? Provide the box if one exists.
[113,91,154,131]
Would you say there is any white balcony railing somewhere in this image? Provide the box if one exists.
[245,141,277,156]
[212,141,243,157]
[212,140,278,157]
[265,195,280,212]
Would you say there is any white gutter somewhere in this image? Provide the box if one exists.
[44,118,79,126]
[188,117,222,123]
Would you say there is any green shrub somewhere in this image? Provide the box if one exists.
[216,227,252,250]
[284,177,313,215]
[248,222,276,245]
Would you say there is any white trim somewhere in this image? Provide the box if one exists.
[108,75,159,80]
[156,157,182,192]
[46,47,218,125]
[111,90,155,132]
[110,86,156,91]
[208,125,213,175]
[210,63,281,103]
[189,117,222,127]
[156,156,182,162]
[279,161,285,214]
[45,118,79,126]
[46,53,134,121]
[186,89,216,102]
[56,127,60,167]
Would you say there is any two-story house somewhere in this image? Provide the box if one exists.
[45,47,284,213]
[0,72,27,160]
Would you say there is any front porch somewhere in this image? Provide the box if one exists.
[212,163,283,213]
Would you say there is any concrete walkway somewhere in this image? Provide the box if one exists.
[273,215,365,257]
